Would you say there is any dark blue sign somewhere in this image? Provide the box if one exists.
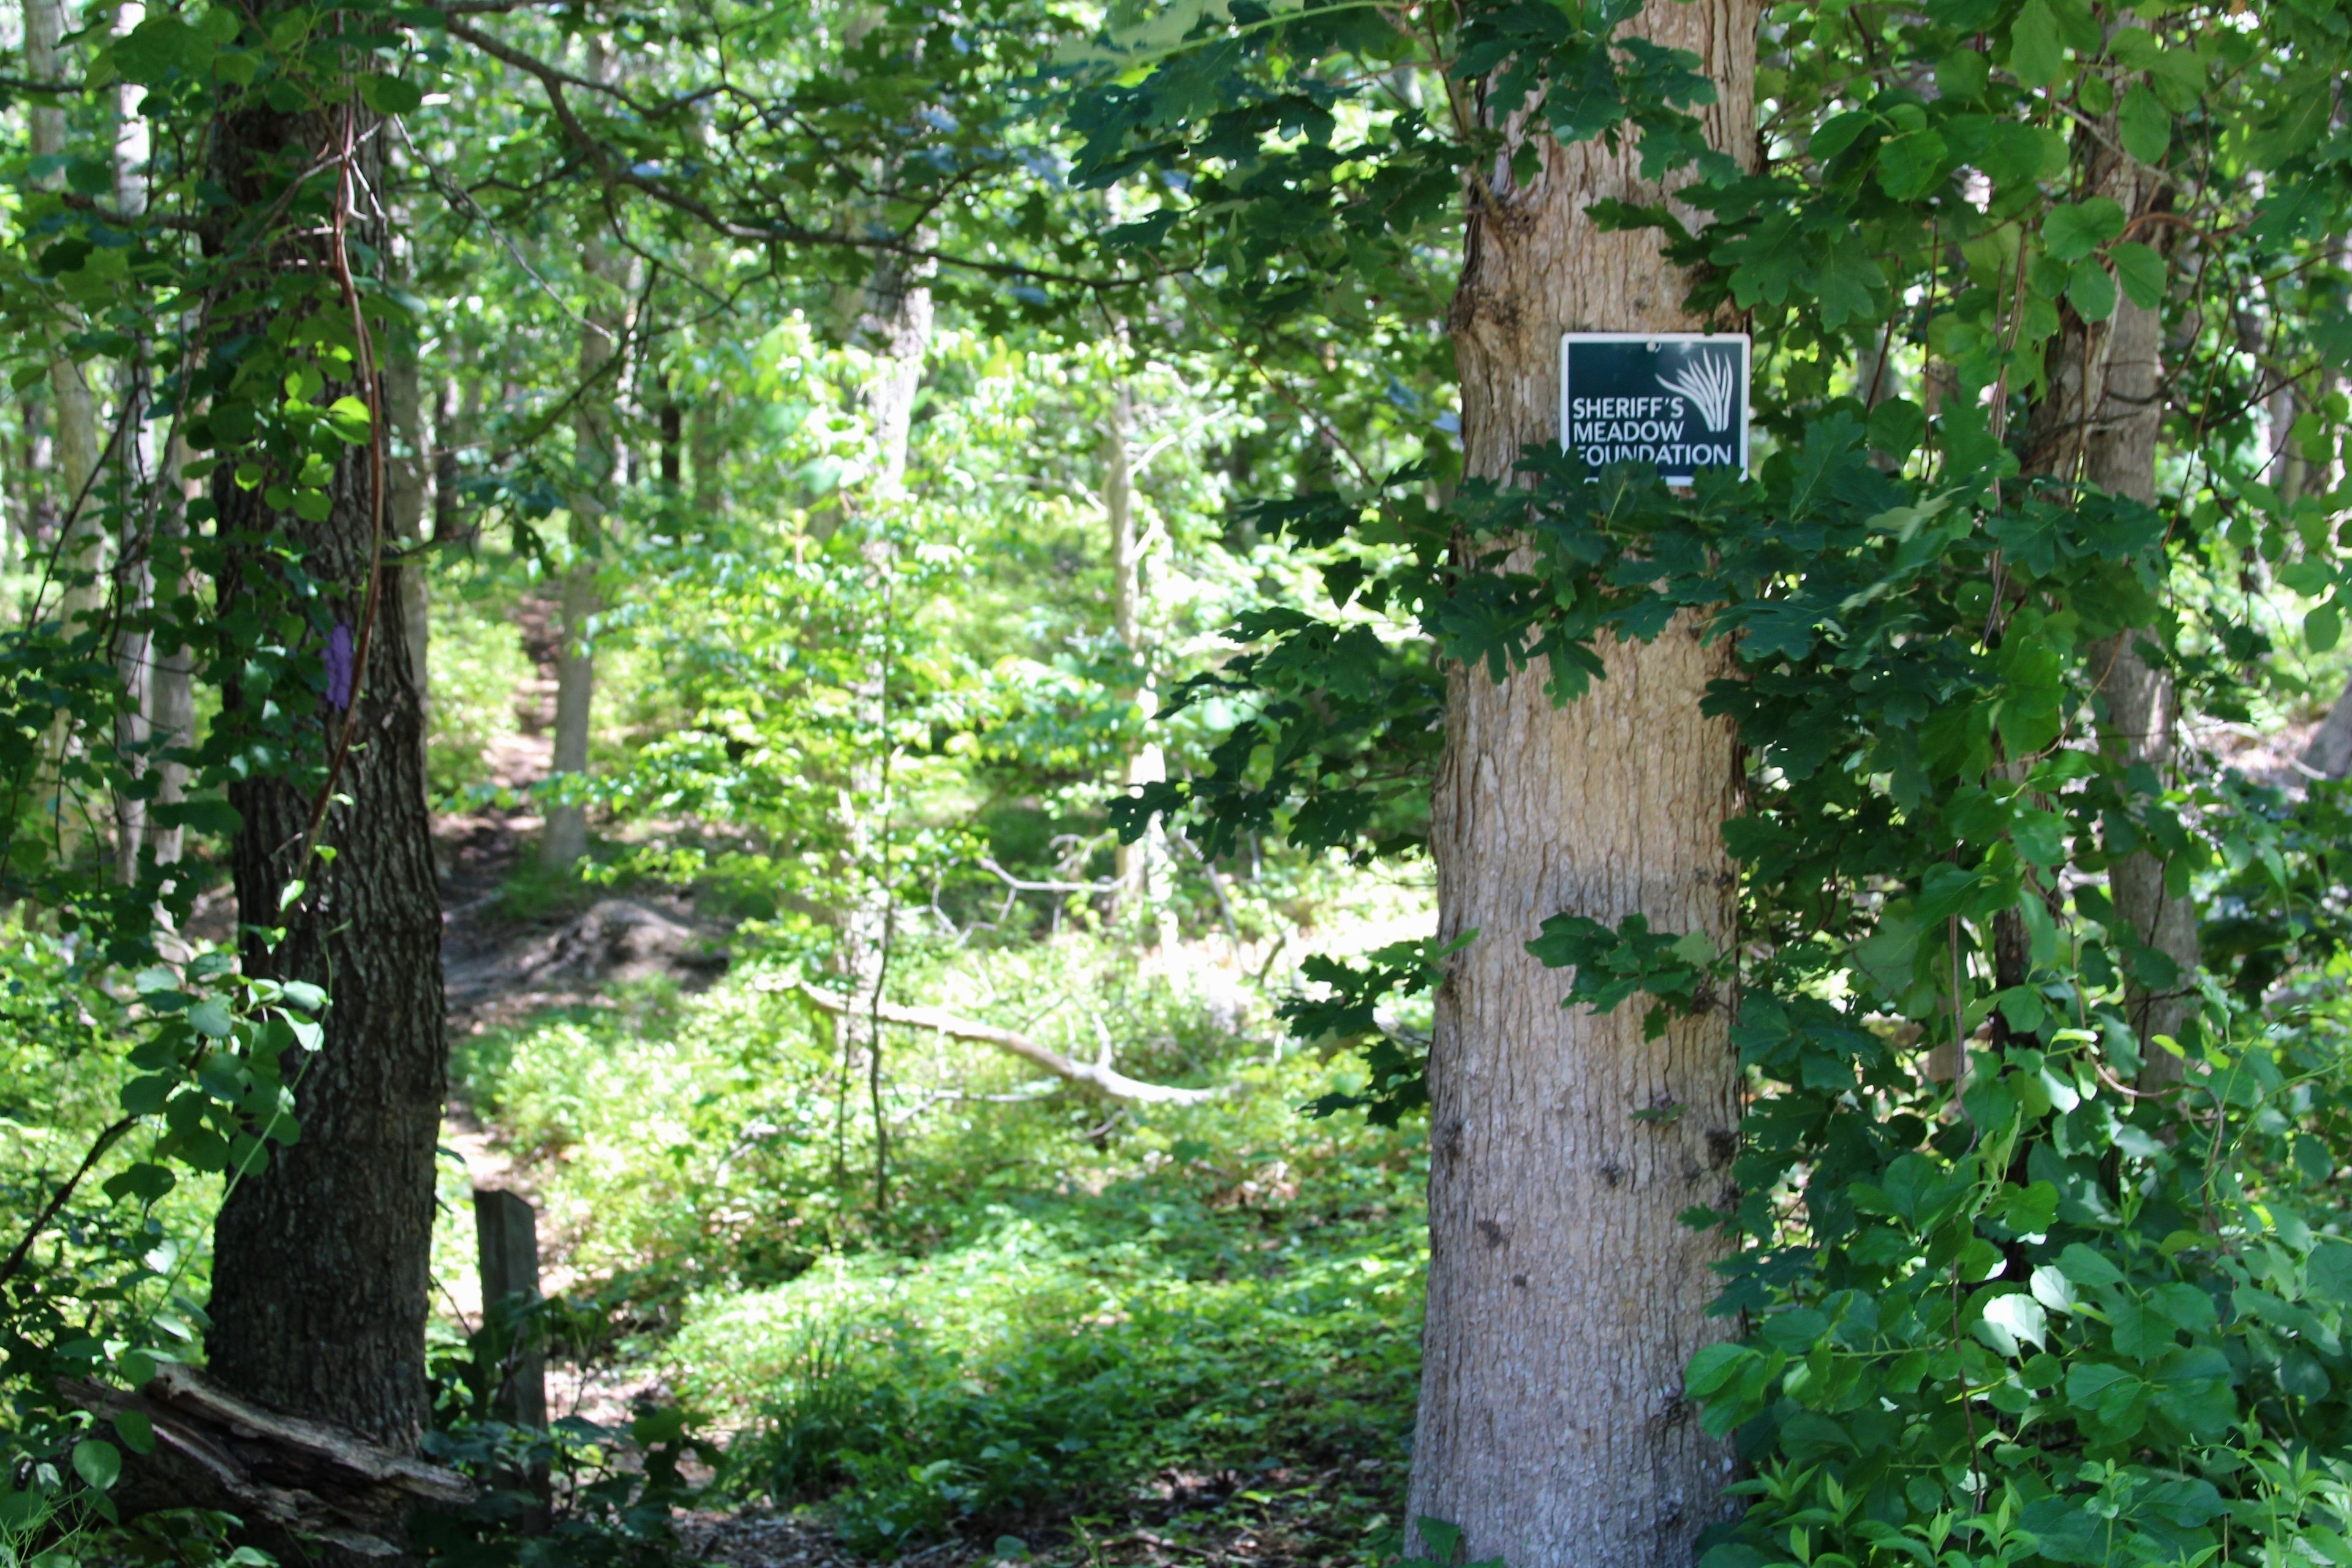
[1560,333,1751,484]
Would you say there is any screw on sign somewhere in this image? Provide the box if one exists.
[1559,333,1752,484]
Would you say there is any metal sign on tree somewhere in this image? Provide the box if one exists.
[1560,333,1751,484]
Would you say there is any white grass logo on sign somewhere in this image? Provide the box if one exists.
[1658,349,1738,433]
[1559,333,1751,484]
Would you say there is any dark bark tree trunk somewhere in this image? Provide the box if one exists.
[1408,4,1758,1562]
[203,80,446,1493]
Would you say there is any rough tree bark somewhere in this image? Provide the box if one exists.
[1407,4,1757,1564]
[204,80,447,1503]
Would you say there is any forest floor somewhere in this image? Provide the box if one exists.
[420,608,2344,1568]
[415,602,1416,1568]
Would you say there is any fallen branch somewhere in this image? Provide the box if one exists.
[791,984,1238,1106]
[61,1363,474,1557]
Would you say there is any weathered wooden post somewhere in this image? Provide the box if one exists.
[472,1187,548,1430]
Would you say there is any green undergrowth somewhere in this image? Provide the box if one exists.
[447,930,1428,1560]
[684,1158,1423,1556]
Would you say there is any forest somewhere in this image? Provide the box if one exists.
[4,0,2352,1566]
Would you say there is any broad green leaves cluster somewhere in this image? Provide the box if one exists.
[1068,0,2352,1562]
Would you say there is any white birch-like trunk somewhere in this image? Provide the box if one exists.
[110,0,156,883]
[1409,4,1756,1561]
[1106,381,1167,918]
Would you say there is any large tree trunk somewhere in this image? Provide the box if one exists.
[1408,5,1757,1563]
[204,83,447,1505]
[542,36,629,872]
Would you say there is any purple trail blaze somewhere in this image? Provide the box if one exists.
[326,622,355,710]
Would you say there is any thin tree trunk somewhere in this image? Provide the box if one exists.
[1106,380,1167,918]
[829,247,933,1199]
[1408,4,1757,1562]
[2021,121,2198,1082]
[386,223,431,780]
[432,376,466,545]
[26,0,103,616]
[690,379,723,519]
[203,78,446,1512]
[28,0,105,861]
[146,426,197,876]
[542,37,628,872]
[2088,295,2198,1077]
[111,1,156,883]
[2297,240,2352,783]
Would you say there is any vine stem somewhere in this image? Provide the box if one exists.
[291,100,391,881]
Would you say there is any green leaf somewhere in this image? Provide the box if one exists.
[2109,241,2167,309]
[2045,198,2127,262]
[324,396,374,443]
[72,1438,121,1493]
[2307,601,2342,654]
[1804,230,1886,330]
[2057,1241,2124,1289]
[1937,49,1990,102]
[2067,258,2116,323]
[2118,83,2170,164]
[1866,398,1926,460]
[293,489,333,523]
[112,1411,156,1457]
[187,999,235,1038]
[2008,0,2064,86]
[1684,1341,1754,1400]
[1811,110,1875,163]
[1977,1291,2049,1355]
[102,1162,176,1202]
[2030,1263,2081,1313]
[360,74,425,115]
[113,17,213,85]
[1876,129,1948,200]
[2309,1240,2352,1302]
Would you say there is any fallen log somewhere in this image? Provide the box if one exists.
[61,1362,475,1557]
[790,983,1239,1106]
